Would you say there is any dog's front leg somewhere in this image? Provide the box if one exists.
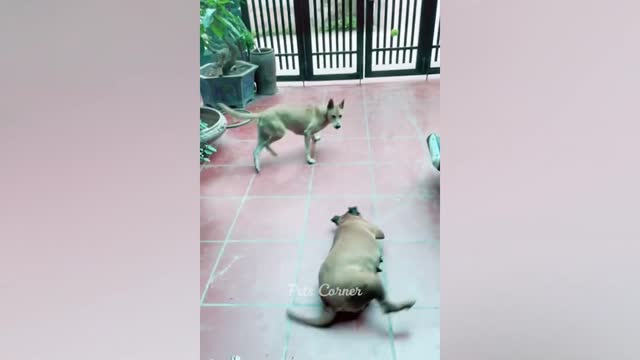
[304,134,316,165]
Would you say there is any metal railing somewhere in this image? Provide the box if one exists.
[240,0,440,80]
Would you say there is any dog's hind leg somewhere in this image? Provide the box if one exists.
[265,144,278,157]
[264,130,284,158]
[253,135,272,173]
[371,278,416,314]
[253,142,266,173]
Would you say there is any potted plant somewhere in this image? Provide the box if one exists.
[200,117,217,164]
[250,47,278,96]
[200,106,228,165]
[200,0,259,108]
[200,142,216,164]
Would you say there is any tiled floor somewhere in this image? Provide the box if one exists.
[200,79,440,360]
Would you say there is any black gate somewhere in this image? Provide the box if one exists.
[241,0,439,81]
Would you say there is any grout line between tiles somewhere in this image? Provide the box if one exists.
[200,173,256,305]
[201,303,322,308]
[221,135,423,143]
[200,238,438,244]
[202,159,427,169]
[281,122,319,360]
[363,85,398,360]
[201,193,432,200]
[200,239,297,244]
[200,302,439,309]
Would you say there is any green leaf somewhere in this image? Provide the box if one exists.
[210,21,225,38]
[202,8,215,29]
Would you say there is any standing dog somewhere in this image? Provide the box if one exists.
[217,99,345,173]
[286,207,416,327]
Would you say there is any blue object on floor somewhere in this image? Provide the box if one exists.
[427,133,440,171]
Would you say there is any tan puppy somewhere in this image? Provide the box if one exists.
[286,207,416,327]
[217,99,345,173]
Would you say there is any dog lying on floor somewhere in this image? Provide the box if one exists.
[286,207,416,327]
[217,99,345,173]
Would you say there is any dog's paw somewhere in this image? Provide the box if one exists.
[313,134,322,142]
[306,158,316,165]
[404,300,417,310]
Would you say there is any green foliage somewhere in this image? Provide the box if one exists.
[200,120,217,164]
[200,0,254,58]
[327,16,358,32]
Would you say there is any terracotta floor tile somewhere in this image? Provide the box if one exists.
[200,166,254,196]
[305,196,376,242]
[200,306,287,360]
[286,305,394,360]
[249,162,312,196]
[311,164,374,196]
[200,243,221,295]
[200,198,242,240]
[391,309,440,360]
[374,197,439,242]
[229,197,307,241]
[383,242,440,308]
[203,242,298,304]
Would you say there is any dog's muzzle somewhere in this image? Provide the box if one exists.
[334,123,342,129]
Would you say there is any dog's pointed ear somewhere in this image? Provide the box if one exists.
[348,206,360,216]
[331,215,340,225]
[339,99,345,109]
[327,98,335,109]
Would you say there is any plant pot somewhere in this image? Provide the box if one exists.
[250,48,278,95]
[200,60,258,108]
[200,106,228,144]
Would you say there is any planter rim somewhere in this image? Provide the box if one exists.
[200,61,258,79]
[251,48,274,54]
[200,106,227,144]
[200,106,224,122]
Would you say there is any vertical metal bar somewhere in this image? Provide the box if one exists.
[348,0,353,67]
[364,0,374,76]
[395,0,404,63]
[257,0,269,51]
[327,0,333,68]
[249,0,262,49]
[416,0,438,74]
[401,0,411,63]
[285,0,296,69]
[434,22,440,62]
[319,0,327,68]
[375,0,382,64]
[382,0,389,65]
[389,0,397,64]
[312,0,322,69]
[408,0,419,62]
[341,0,346,68]
[278,0,290,69]
[293,0,312,79]
[265,0,283,68]
[356,0,364,78]
[240,1,252,32]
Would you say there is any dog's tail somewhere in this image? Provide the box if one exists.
[286,306,336,327]
[218,103,262,119]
